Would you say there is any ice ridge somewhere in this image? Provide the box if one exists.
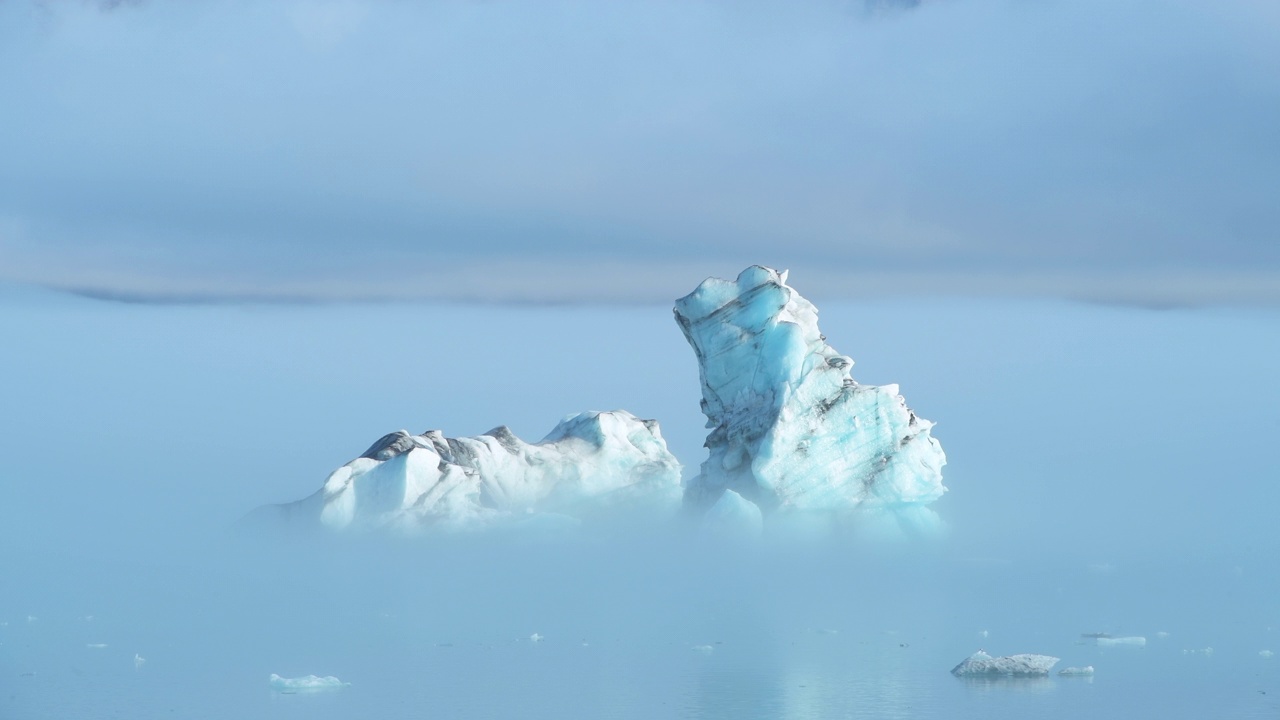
[271,410,681,532]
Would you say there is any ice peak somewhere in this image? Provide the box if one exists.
[676,266,946,535]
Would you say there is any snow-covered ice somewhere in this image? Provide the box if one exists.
[675,266,946,532]
[269,674,350,691]
[1058,666,1095,676]
[266,410,681,532]
[950,650,1059,676]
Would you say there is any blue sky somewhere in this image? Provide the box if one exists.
[2,0,1278,304]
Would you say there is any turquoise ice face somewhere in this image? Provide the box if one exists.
[675,266,946,537]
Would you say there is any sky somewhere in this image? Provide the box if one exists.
[2,0,1278,305]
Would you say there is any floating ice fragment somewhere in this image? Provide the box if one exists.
[1093,636,1146,648]
[701,489,763,538]
[1261,650,1274,659]
[951,650,1059,676]
[1156,631,1170,639]
[134,654,146,669]
[529,633,543,643]
[269,674,350,691]
[86,643,108,649]
[691,645,715,654]
[1058,666,1095,676]
[1182,647,1214,656]
[979,629,989,638]
[26,616,36,624]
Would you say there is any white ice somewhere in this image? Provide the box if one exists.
[269,674,350,691]
[1058,666,1095,676]
[950,650,1060,676]
[675,266,946,532]
[270,410,681,532]
[1092,636,1146,648]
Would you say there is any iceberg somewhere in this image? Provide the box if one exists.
[1058,666,1095,676]
[263,410,681,532]
[674,266,946,531]
[269,674,349,691]
[951,650,1060,677]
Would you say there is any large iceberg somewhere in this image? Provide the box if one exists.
[674,266,946,533]
[264,410,681,532]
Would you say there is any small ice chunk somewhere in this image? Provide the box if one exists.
[691,645,715,654]
[978,629,989,638]
[1058,666,1095,676]
[1182,647,1214,656]
[1156,631,1170,639]
[26,616,36,624]
[951,650,1059,676]
[529,633,543,643]
[134,654,146,669]
[1260,650,1274,659]
[269,674,350,691]
[701,489,764,538]
[1094,636,1146,648]
[86,643,108,649]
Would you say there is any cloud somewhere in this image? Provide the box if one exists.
[1,0,1278,305]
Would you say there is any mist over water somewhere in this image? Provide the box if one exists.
[3,287,1279,718]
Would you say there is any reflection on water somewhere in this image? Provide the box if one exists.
[954,675,1057,694]
[14,535,1280,719]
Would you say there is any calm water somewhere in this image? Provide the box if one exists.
[4,538,1280,719]
[2,289,1278,718]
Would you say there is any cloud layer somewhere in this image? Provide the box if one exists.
[2,0,1278,304]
